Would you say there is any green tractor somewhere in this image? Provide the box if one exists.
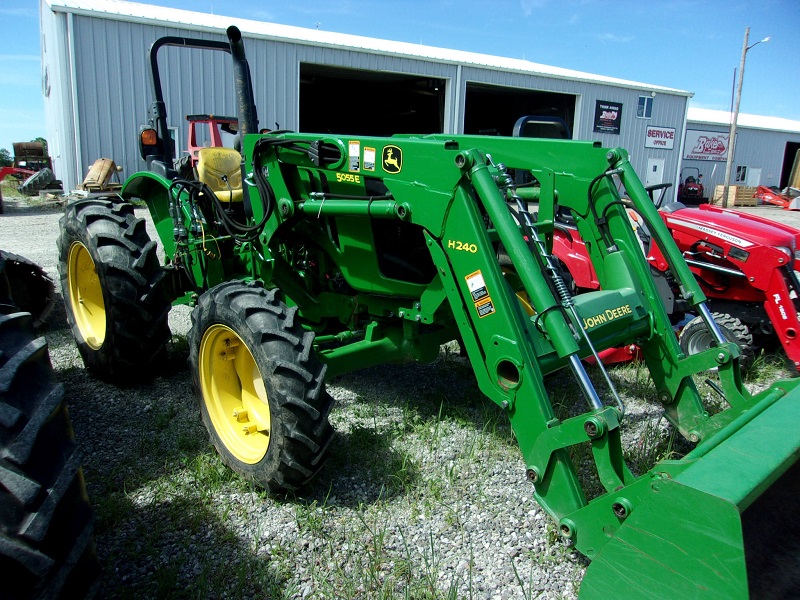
[57,26,800,597]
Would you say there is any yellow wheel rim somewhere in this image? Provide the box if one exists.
[67,242,106,350]
[199,324,271,464]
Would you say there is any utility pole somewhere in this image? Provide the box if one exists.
[721,27,770,208]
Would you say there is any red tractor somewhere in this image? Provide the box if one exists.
[676,167,706,205]
[553,185,800,369]
[172,114,240,178]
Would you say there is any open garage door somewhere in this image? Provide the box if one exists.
[300,64,446,136]
[781,142,800,189]
[464,83,576,137]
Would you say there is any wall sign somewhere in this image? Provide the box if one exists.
[593,100,622,134]
[683,129,731,161]
[645,126,675,149]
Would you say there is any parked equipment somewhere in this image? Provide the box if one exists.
[57,27,800,597]
[0,142,59,213]
[552,185,800,370]
[677,166,706,205]
[185,114,239,166]
[78,158,123,193]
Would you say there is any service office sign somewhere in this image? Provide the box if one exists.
[683,129,730,161]
[645,126,675,149]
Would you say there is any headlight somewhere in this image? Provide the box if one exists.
[774,246,793,259]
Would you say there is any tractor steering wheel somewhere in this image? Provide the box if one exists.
[644,182,673,208]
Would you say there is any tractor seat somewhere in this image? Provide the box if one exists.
[196,147,243,202]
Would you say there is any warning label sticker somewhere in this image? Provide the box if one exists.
[466,270,495,318]
[364,147,376,171]
[476,298,495,318]
[348,141,360,171]
[466,270,489,302]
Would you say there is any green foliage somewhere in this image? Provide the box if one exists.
[31,137,48,155]
[0,148,11,166]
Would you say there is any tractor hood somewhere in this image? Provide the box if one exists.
[662,203,800,256]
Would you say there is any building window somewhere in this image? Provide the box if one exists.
[169,127,179,159]
[637,96,653,119]
[735,165,748,183]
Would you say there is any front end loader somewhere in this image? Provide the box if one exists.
[57,26,800,597]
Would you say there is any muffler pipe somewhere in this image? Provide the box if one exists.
[226,26,259,137]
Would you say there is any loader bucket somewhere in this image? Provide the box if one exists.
[579,386,800,599]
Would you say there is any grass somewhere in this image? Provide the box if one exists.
[0,178,24,197]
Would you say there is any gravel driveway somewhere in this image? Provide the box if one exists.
[1,192,797,599]
[1,194,589,599]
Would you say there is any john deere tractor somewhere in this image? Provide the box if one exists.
[57,27,800,597]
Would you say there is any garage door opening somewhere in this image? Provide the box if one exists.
[781,142,800,189]
[464,83,576,137]
[300,64,446,136]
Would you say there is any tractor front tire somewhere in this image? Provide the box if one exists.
[57,197,171,384]
[0,310,100,599]
[189,282,333,492]
[679,312,755,369]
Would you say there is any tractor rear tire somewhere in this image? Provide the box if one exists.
[19,169,55,196]
[189,282,334,492]
[679,312,755,369]
[57,197,171,384]
[0,309,100,599]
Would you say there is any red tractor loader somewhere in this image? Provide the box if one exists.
[553,186,800,369]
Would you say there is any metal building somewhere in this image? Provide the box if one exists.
[681,107,800,196]
[41,0,692,191]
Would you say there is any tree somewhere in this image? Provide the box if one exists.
[31,137,48,156]
[0,148,12,167]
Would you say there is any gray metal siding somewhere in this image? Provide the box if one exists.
[42,3,689,191]
[683,122,800,191]
[40,8,77,187]
[70,16,237,184]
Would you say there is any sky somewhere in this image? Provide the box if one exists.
[1,0,799,154]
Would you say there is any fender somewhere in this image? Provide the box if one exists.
[121,171,176,258]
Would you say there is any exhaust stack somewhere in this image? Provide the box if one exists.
[226,26,258,138]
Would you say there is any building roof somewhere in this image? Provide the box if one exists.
[44,0,692,96]
[688,106,800,134]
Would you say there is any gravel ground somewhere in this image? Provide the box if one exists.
[1,192,588,598]
[1,191,797,598]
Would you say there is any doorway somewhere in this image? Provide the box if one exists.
[645,158,665,187]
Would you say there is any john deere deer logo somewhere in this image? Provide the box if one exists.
[382,145,402,174]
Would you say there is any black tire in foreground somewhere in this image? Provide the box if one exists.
[0,309,100,599]
[0,251,56,329]
[189,282,334,492]
[57,197,171,384]
[679,312,756,369]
